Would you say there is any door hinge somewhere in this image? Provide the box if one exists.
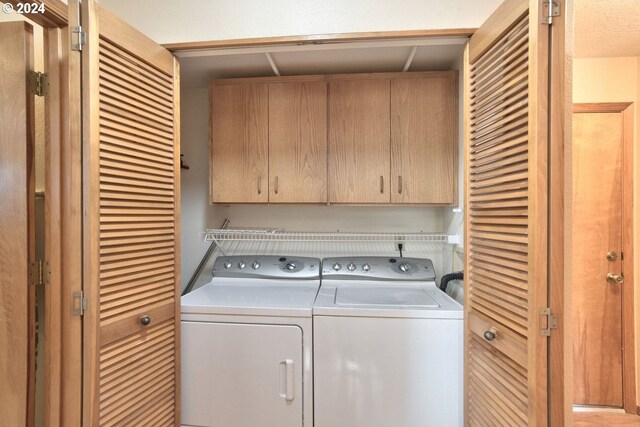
[27,71,49,97]
[540,307,558,336]
[29,260,50,286]
[542,0,561,25]
[71,26,86,51]
[73,291,88,316]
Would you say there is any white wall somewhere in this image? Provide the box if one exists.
[573,55,640,400]
[99,0,502,45]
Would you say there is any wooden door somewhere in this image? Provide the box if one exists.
[572,104,635,409]
[391,72,457,204]
[328,77,390,203]
[0,20,35,427]
[464,0,562,425]
[210,82,269,203]
[82,2,181,426]
[269,81,328,203]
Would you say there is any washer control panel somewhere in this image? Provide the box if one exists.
[322,257,436,281]
[213,255,320,279]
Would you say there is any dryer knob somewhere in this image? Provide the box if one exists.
[398,262,410,273]
[332,263,342,271]
[224,261,232,269]
[285,262,297,271]
[252,261,260,270]
[238,261,246,269]
[347,262,356,271]
[362,263,371,272]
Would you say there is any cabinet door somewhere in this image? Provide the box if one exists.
[269,81,327,203]
[182,322,303,427]
[329,78,390,203]
[391,74,457,204]
[211,83,269,203]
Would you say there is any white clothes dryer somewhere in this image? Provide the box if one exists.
[181,255,320,427]
[313,256,463,427]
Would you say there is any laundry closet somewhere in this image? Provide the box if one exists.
[0,0,573,426]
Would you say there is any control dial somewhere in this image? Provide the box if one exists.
[238,261,246,269]
[347,262,356,271]
[252,261,260,270]
[332,263,342,271]
[398,262,410,273]
[224,261,232,269]
[285,262,297,271]
[362,263,371,272]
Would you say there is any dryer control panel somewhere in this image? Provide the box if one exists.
[213,255,320,279]
[322,257,436,281]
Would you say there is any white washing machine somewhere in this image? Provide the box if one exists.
[181,255,320,427]
[313,256,463,427]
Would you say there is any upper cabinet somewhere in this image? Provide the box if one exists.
[269,80,328,203]
[210,72,457,205]
[391,73,457,204]
[210,82,269,203]
[329,77,391,204]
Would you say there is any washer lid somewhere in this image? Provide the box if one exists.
[314,282,462,319]
[335,287,440,308]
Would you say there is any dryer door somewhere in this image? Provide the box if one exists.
[182,321,303,427]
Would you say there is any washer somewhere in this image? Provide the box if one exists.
[181,255,320,427]
[314,256,463,427]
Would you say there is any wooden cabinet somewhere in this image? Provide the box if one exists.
[210,72,457,205]
[329,77,391,203]
[391,73,457,204]
[269,81,327,203]
[210,83,269,203]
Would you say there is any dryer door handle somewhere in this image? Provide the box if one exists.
[279,359,295,401]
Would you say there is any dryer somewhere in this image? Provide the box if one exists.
[313,256,463,427]
[181,255,320,427]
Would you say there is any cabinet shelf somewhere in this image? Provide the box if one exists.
[203,228,457,244]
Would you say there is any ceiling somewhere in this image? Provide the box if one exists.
[574,0,640,57]
[176,38,466,89]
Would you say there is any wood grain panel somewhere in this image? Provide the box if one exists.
[328,78,390,203]
[83,2,180,425]
[466,4,551,426]
[572,111,624,407]
[269,81,328,203]
[0,21,33,427]
[210,83,269,203]
[391,72,457,204]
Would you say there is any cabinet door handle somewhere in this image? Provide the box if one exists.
[380,176,384,194]
[398,176,403,194]
[257,176,262,195]
[274,176,279,194]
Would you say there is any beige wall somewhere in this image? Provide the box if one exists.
[573,56,640,401]
[99,0,502,45]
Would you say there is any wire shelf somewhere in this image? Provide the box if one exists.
[203,228,456,244]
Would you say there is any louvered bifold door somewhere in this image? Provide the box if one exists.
[82,2,180,426]
[465,0,551,426]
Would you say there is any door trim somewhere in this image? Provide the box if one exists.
[573,102,636,413]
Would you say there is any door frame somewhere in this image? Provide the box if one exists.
[572,102,636,413]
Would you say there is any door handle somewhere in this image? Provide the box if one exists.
[257,176,262,195]
[398,176,403,194]
[606,251,617,261]
[279,359,294,401]
[606,273,624,284]
[380,176,384,194]
[274,176,279,195]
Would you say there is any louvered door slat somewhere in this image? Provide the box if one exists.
[466,0,551,425]
[84,2,180,425]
